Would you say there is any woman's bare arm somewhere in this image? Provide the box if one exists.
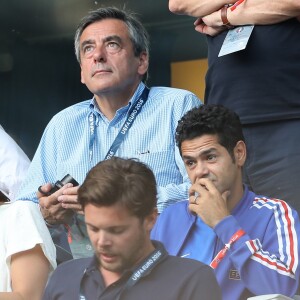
[0,245,50,300]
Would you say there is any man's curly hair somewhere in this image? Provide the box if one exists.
[175,105,245,161]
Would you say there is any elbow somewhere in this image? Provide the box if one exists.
[168,0,185,14]
[168,0,202,17]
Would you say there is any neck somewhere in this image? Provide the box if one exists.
[94,82,141,121]
[100,241,155,287]
[227,181,245,212]
[100,268,122,287]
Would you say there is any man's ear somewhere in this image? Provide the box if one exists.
[80,68,85,84]
[137,51,149,77]
[234,140,247,167]
[145,208,158,232]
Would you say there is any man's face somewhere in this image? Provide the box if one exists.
[85,202,155,275]
[79,18,148,96]
[181,134,244,195]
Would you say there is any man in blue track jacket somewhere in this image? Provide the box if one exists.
[151,105,300,300]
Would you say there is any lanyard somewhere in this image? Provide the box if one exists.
[79,243,168,300]
[88,87,150,165]
[210,229,245,269]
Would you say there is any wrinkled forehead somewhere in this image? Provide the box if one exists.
[80,18,129,42]
[181,134,220,151]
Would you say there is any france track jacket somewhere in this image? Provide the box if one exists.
[151,186,300,300]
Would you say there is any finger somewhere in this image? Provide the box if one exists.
[61,202,82,212]
[39,183,73,208]
[57,193,79,204]
[222,190,231,202]
[39,201,63,223]
[39,194,57,209]
[194,17,203,26]
[188,193,200,205]
[188,201,202,217]
[189,181,209,197]
[197,178,218,192]
[195,24,224,36]
[38,182,71,201]
[189,186,197,198]
[61,185,80,195]
[194,23,207,34]
[37,183,53,198]
[202,11,221,27]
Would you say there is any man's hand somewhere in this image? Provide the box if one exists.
[38,183,79,225]
[194,17,226,37]
[194,1,300,37]
[57,185,83,214]
[189,178,230,228]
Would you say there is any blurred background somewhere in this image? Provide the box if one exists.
[0,0,208,158]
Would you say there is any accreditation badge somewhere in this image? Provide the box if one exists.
[218,25,254,57]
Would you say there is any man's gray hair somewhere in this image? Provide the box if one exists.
[74,7,150,65]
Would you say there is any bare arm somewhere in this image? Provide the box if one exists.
[169,0,300,37]
[168,0,234,18]
[0,245,50,300]
[228,0,300,25]
[200,0,300,30]
[169,0,300,21]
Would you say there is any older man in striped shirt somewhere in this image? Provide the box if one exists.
[16,7,201,260]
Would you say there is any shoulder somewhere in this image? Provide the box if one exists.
[158,256,221,295]
[249,194,300,227]
[46,100,91,129]
[0,127,12,146]
[164,255,210,271]
[6,200,39,218]
[39,100,92,140]
[149,86,201,105]
[6,201,51,239]
[151,201,194,236]
[150,86,197,96]
[45,258,92,297]
[157,201,191,222]
[252,194,296,214]
[4,201,56,265]
[51,257,91,279]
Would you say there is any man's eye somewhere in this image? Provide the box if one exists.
[107,42,118,48]
[109,227,125,235]
[185,160,195,167]
[106,42,121,52]
[207,154,216,161]
[83,45,93,53]
[88,226,98,233]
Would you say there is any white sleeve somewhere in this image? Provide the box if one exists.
[0,126,31,200]
[1,201,57,291]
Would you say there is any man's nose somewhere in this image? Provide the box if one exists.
[97,231,112,247]
[194,162,209,179]
[93,44,106,62]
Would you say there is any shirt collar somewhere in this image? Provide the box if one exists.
[84,255,100,275]
[84,240,167,277]
[231,184,251,214]
[88,82,146,115]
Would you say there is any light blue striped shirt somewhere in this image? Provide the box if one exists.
[17,82,201,258]
[17,82,201,212]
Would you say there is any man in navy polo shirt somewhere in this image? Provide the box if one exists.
[43,157,221,300]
